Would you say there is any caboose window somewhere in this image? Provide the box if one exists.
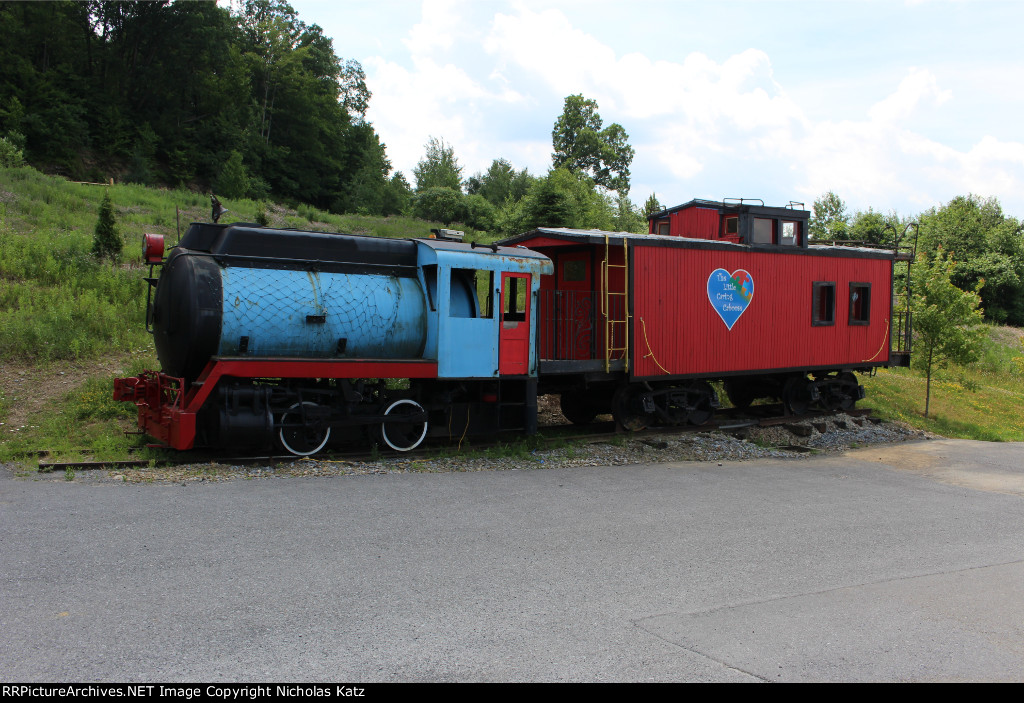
[658,222,670,236]
[724,217,738,236]
[849,282,871,325]
[752,218,774,244]
[812,282,835,326]
[781,221,798,245]
[563,260,586,282]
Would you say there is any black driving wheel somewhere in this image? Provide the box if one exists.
[278,401,331,456]
[379,399,428,452]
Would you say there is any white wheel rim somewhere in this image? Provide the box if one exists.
[278,401,331,456]
[381,399,428,452]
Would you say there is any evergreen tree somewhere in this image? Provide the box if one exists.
[642,193,662,219]
[92,191,121,260]
[381,172,413,216]
[215,151,250,199]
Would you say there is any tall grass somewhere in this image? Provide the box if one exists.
[862,325,1024,441]
[0,166,486,363]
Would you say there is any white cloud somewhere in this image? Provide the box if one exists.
[364,2,532,182]
[796,68,1024,211]
[358,2,1024,214]
[401,0,463,54]
[867,67,952,124]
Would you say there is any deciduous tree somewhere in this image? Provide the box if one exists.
[911,250,986,417]
[413,186,465,225]
[809,191,849,240]
[552,94,634,194]
[918,195,1024,325]
[413,137,463,192]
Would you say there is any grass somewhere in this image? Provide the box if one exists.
[0,166,492,365]
[0,356,169,464]
[862,325,1024,441]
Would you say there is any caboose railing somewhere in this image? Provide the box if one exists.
[892,309,912,354]
[537,289,626,362]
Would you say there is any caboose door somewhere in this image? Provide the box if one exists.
[556,251,593,359]
[499,272,531,375]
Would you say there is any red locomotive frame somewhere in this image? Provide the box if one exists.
[115,359,438,450]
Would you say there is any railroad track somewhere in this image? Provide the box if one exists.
[36,407,877,473]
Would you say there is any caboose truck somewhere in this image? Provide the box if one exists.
[499,198,912,430]
[114,224,553,455]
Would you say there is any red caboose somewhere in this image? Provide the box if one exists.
[500,199,911,428]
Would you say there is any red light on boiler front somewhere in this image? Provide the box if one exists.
[143,233,164,263]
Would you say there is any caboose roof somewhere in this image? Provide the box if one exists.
[500,227,897,259]
[647,199,810,220]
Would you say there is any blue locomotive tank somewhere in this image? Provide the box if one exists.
[152,223,427,380]
[219,267,426,358]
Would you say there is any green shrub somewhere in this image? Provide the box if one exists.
[91,191,122,260]
[0,135,24,167]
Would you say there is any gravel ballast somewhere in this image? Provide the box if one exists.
[6,413,933,485]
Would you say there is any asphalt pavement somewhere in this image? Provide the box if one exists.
[1,438,1022,682]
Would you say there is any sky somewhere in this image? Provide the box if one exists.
[286,0,1024,218]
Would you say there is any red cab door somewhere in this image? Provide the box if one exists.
[499,272,531,375]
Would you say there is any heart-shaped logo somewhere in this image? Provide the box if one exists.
[707,268,754,330]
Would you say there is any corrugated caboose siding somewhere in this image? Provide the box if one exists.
[672,207,720,239]
[632,246,893,378]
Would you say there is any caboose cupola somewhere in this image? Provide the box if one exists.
[648,198,809,248]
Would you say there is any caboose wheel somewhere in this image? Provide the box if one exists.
[836,372,859,411]
[379,399,428,452]
[724,379,756,410]
[686,381,715,426]
[819,372,858,411]
[783,377,814,416]
[278,401,331,456]
[612,386,650,432]
[560,390,598,425]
